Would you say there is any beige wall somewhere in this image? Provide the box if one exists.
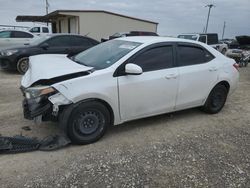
[60,11,157,41]
[55,15,79,34]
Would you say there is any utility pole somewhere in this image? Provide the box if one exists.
[46,0,49,14]
[205,4,215,33]
[45,0,49,26]
[222,21,226,39]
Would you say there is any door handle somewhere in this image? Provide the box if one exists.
[165,73,178,79]
[209,67,218,71]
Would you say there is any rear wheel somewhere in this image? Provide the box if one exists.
[202,85,228,114]
[17,57,29,74]
[66,101,110,145]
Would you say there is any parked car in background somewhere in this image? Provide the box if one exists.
[177,33,228,54]
[0,30,36,50]
[101,31,158,42]
[226,35,250,64]
[21,37,239,144]
[0,34,99,74]
[29,26,51,36]
[220,38,235,46]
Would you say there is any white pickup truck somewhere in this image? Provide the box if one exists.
[29,26,51,36]
[178,33,228,54]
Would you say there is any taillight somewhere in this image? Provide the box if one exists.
[233,63,239,71]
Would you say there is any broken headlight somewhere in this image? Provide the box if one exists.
[25,86,57,99]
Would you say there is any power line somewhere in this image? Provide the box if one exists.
[204,4,215,33]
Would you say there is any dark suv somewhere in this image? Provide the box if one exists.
[0,34,99,74]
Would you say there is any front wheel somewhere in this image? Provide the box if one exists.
[66,101,110,145]
[202,85,228,114]
[17,57,29,74]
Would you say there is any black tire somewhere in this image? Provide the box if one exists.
[202,85,228,114]
[17,57,29,74]
[66,101,110,145]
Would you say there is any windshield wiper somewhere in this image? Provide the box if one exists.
[69,56,91,67]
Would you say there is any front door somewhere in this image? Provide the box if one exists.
[117,45,179,121]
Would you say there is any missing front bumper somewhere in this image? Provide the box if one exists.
[22,98,53,121]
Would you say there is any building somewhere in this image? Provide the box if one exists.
[16,10,158,41]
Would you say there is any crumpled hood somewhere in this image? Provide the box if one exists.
[21,54,93,88]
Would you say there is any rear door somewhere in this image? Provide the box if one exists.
[175,43,218,110]
[11,31,34,46]
[66,36,98,55]
[117,44,179,121]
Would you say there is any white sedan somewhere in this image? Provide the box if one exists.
[0,30,36,50]
[21,37,239,144]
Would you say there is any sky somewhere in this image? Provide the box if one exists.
[0,0,249,39]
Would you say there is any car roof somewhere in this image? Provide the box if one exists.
[0,29,35,35]
[116,36,203,45]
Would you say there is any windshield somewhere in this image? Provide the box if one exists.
[178,35,198,41]
[30,35,51,45]
[73,40,142,69]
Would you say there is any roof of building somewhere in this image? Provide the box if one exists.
[16,10,158,25]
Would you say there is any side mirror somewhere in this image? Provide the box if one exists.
[40,43,49,50]
[125,63,143,75]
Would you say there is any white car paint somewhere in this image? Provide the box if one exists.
[21,37,239,126]
[0,30,36,50]
[22,54,93,88]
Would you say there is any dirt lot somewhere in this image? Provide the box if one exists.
[0,67,250,188]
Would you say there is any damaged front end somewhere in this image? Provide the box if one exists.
[21,85,71,122]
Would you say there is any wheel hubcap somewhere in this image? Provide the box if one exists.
[74,111,103,135]
[19,59,29,73]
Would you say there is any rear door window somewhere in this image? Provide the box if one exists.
[69,36,92,46]
[132,46,174,72]
[46,36,71,46]
[12,31,34,38]
[177,45,214,66]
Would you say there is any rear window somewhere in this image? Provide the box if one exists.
[207,34,218,45]
[42,27,49,33]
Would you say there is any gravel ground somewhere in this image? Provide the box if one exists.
[0,67,250,188]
